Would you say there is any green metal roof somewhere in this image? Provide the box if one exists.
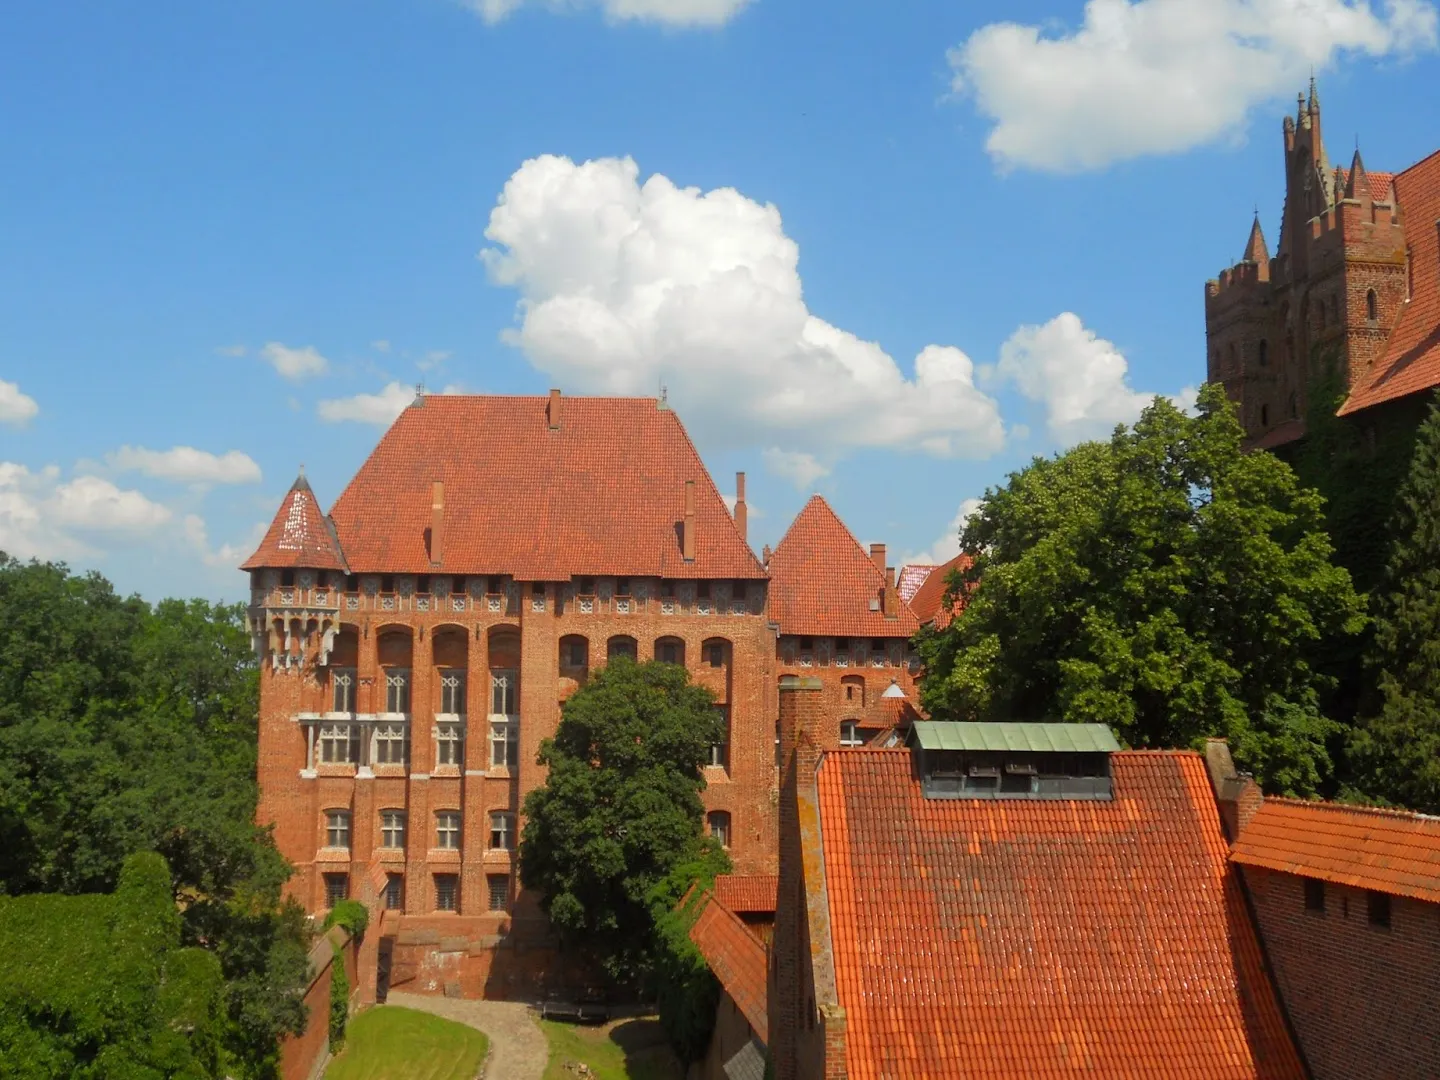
[909,721,1121,754]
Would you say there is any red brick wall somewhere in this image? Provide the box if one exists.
[774,633,920,751]
[255,572,778,998]
[1243,866,1440,1080]
[279,928,360,1080]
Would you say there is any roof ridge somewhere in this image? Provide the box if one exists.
[1397,143,1440,181]
[1264,795,1440,823]
[658,408,766,577]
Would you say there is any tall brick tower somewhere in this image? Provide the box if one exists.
[1205,79,1409,449]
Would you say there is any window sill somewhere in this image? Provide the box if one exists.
[315,848,352,865]
[427,848,463,865]
[703,766,732,783]
[372,764,407,779]
[483,849,515,865]
[485,767,513,780]
[316,764,358,778]
[431,765,462,779]
[373,848,406,864]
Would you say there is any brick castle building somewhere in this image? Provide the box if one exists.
[243,389,924,998]
[1206,80,1440,450]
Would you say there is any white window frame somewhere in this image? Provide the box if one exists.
[380,810,406,850]
[489,812,515,851]
[385,668,411,714]
[435,811,462,850]
[319,724,360,765]
[840,720,863,747]
[325,810,351,849]
[331,668,356,712]
[490,670,519,768]
[436,721,464,767]
[490,669,517,717]
[440,669,466,715]
[707,811,731,848]
[373,722,409,765]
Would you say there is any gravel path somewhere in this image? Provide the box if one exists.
[385,991,550,1080]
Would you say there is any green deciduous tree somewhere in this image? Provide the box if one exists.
[519,656,730,988]
[917,385,1365,795]
[0,557,309,1078]
[1350,397,1440,812]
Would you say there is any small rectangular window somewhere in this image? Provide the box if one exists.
[658,641,680,664]
[660,580,675,598]
[331,669,356,712]
[490,719,518,768]
[384,874,404,911]
[436,722,463,767]
[706,643,725,668]
[324,873,348,908]
[385,669,411,713]
[487,874,510,912]
[1368,890,1391,928]
[435,811,462,850]
[489,812,514,851]
[707,811,731,848]
[840,721,863,747]
[380,810,406,850]
[440,670,466,714]
[579,577,594,595]
[1304,878,1325,913]
[319,724,360,764]
[373,723,409,765]
[326,810,351,849]
[434,874,458,912]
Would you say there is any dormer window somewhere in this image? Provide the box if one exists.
[910,721,1117,801]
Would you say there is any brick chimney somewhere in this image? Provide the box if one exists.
[869,542,886,575]
[734,471,748,542]
[883,566,897,618]
[1204,739,1263,842]
[547,388,562,430]
[683,480,697,562]
[762,544,772,566]
[429,481,445,567]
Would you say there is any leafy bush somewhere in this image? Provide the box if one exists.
[329,942,350,1053]
[322,900,369,936]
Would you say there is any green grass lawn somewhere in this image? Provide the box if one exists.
[540,1016,683,1080]
[325,1005,489,1080]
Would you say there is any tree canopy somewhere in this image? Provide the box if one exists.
[0,556,309,1079]
[518,656,730,987]
[0,852,226,1079]
[917,385,1366,795]
[1350,398,1440,812]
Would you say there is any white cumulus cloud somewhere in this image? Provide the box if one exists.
[184,514,266,569]
[994,312,1161,442]
[318,382,422,425]
[0,379,39,426]
[465,0,751,28]
[950,0,1438,172]
[261,342,330,380]
[762,449,830,490]
[0,465,175,561]
[49,475,173,533]
[481,154,1005,463]
[108,446,262,485]
[901,497,984,568]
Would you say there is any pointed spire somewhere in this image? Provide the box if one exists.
[1242,213,1269,264]
[1308,73,1319,113]
[1345,145,1368,199]
[1297,92,1306,124]
[241,473,347,572]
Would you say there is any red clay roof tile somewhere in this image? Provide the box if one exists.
[1232,797,1440,904]
[713,874,777,914]
[896,564,935,604]
[767,496,919,638]
[817,749,1304,1079]
[906,551,971,628]
[1340,149,1440,415]
[1337,167,1396,203]
[241,474,348,572]
[688,891,768,1042]
[307,394,763,579]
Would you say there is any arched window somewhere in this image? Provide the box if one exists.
[559,634,588,671]
[607,635,638,662]
[701,638,729,669]
[1367,288,1378,321]
[1257,340,1269,367]
[655,636,685,666]
[841,674,865,706]
[707,810,731,848]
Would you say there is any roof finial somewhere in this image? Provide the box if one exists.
[298,462,305,478]
[1308,70,1319,112]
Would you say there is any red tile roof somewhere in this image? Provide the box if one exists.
[906,551,971,628]
[767,496,919,638]
[315,394,763,579]
[241,474,348,572]
[713,874,777,915]
[1337,167,1396,202]
[1339,148,1440,415]
[688,891,768,1041]
[896,564,934,603]
[817,749,1304,1079]
[1232,797,1440,904]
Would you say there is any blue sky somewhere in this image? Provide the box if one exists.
[3,0,1438,601]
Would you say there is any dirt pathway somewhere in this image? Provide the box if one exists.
[385,991,549,1080]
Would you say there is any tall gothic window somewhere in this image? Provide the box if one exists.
[1367,288,1378,321]
[331,668,356,712]
[440,670,466,714]
[385,669,411,713]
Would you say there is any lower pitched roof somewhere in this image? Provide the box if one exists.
[816,749,1304,1079]
[713,874,778,915]
[1233,797,1440,904]
[688,891,768,1043]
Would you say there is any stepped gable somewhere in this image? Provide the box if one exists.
[1234,797,1440,904]
[1341,148,1440,415]
[817,749,1305,1079]
[241,472,348,572]
[767,495,918,637]
[324,393,764,579]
